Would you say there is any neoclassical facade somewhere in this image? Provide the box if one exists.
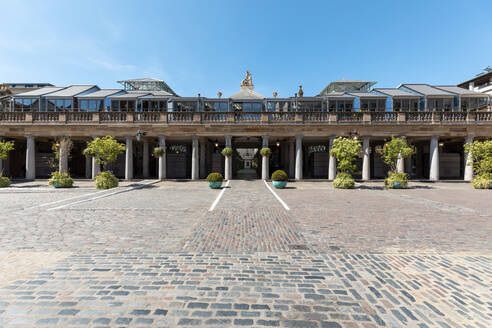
[0,74,491,182]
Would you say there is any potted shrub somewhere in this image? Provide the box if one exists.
[206,172,224,189]
[329,137,361,189]
[153,146,165,158]
[48,172,74,188]
[378,137,414,189]
[0,140,14,188]
[465,140,492,189]
[271,170,288,189]
[83,136,126,189]
[221,147,233,157]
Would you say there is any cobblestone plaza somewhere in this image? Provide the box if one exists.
[0,180,490,327]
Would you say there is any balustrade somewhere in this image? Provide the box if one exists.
[476,112,492,121]
[33,112,59,122]
[1,110,491,124]
[100,112,127,122]
[0,112,26,122]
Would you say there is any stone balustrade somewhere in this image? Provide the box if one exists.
[0,110,491,125]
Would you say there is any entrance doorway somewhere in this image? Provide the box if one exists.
[235,148,259,179]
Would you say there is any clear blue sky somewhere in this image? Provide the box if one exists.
[1,0,491,97]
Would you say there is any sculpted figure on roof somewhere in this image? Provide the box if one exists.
[241,71,253,86]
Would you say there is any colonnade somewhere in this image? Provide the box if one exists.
[1,134,477,182]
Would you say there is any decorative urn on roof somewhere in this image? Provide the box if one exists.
[298,85,304,97]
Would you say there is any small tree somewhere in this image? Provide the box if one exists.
[83,136,125,171]
[83,136,125,189]
[329,137,361,189]
[0,140,14,187]
[330,137,361,175]
[379,137,414,173]
[0,140,14,164]
[464,140,492,189]
[464,140,492,177]
[378,137,414,188]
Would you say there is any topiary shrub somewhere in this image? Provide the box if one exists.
[271,170,288,181]
[153,146,165,158]
[333,172,355,189]
[260,147,272,157]
[48,172,74,188]
[384,172,408,189]
[206,172,224,183]
[95,171,119,189]
[471,173,491,189]
[221,147,233,157]
[0,174,10,188]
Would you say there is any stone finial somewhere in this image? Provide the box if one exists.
[273,91,278,98]
[298,85,304,97]
[217,91,222,98]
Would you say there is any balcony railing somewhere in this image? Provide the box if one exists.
[0,110,491,124]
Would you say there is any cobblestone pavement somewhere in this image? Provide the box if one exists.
[0,180,490,327]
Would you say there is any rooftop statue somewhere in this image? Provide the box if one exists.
[241,71,253,87]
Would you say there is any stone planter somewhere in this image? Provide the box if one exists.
[273,180,287,189]
[208,181,223,189]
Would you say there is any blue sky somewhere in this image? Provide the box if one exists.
[1,0,491,97]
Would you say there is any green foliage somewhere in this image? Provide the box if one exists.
[464,140,492,177]
[0,140,14,160]
[206,172,224,182]
[378,137,414,172]
[384,172,408,189]
[153,146,165,158]
[471,173,491,189]
[333,172,355,189]
[83,136,125,167]
[260,147,272,157]
[95,171,119,189]
[271,170,288,181]
[48,172,74,188]
[221,147,233,157]
[329,137,361,174]
[0,174,10,188]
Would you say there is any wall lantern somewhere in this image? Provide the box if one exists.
[214,139,219,148]
[136,129,146,141]
[276,139,280,147]
[348,130,359,140]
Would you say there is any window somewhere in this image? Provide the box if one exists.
[393,100,401,112]
[214,102,228,112]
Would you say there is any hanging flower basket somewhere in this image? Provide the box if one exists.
[221,147,233,157]
[260,147,272,157]
[153,146,165,158]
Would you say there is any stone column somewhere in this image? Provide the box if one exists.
[0,137,3,174]
[328,136,336,180]
[158,135,166,180]
[429,135,439,181]
[125,136,133,180]
[224,135,232,180]
[288,140,295,178]
[464,134,474,181]
[58,138,69,174]
[362,137,370,181]
[295,135,303,181]
[143,140,149,178]
[191,136,199,180]
[85,156,91,179]
[199,140,206,179]
[261,135,269,180]
[26,135,36,180]
[396,155,405,173]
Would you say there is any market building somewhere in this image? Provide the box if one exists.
[0,73,490,182]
